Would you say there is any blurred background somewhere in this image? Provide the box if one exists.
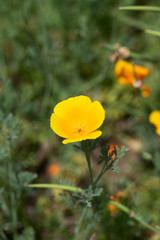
[0,0,160,239]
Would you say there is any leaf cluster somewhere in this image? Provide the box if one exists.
[98,144,129,173]
[73,186,103,207]
[73,139,99,154]
[0,112,37,240]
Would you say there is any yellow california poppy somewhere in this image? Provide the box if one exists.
[50,95,105,144]
[149,110,160,135]
[114,60,150,97]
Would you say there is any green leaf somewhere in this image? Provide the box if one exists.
[18,171,38,188]
[145,29,160,37]
[16,227,35,240]
[119,6,160,12]
[115,145,119,153]
[0,189,10,217]
[109,200,160,234]
[2,114,19,140]
[73,186,103,207]
[0,147,8,162]
[118,146,129,158]
[112,166,120,173]
[28,183,82,193]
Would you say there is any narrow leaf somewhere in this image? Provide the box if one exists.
[145,29,160,37]
[28,184,82,193]
[109,200,160,234]
[119,6,160,12]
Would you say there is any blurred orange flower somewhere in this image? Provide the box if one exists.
[114,60,150,97]
[108,191,124,215]
[149,110,160,135]
[108,143,121,158]
[47,163,60,176]
[50,96,105,144]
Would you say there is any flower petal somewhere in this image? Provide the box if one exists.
[134,65,150,80]
[54,96,105,133]
[156,127,160,135]
[149,110,160,127]
[140,84,151,98]
[85,101,105,133]
[54,95,92,120]
[50,113,72,138]
[62,130,102,144]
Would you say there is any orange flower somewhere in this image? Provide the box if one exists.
[114,60,150,97]
[149,110,160,135]
[140,84,151,98]
[108,143,121,158]
[108,191,124,215]
[50,96,105,144]
[47,163,60,176]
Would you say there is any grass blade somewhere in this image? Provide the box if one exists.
[145,29,160,37]
[119,6,160,12]
[27,183,82,193]
[109,200,160,234]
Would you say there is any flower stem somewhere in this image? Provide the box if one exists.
[93,162,106,187]
[28,184,82,192]
[82,141,94,188]
[7,140,17,240]
[109,200,160,234]
[75,207,88,240]
[85,150,94,188]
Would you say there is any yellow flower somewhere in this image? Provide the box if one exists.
[50,95,105,144]
[149,110,160,135]
[114,60,150,97]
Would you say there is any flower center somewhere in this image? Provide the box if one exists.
[73,125,86,136]
[78,128,82,133]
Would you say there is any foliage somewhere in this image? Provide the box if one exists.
[1,0,160,239]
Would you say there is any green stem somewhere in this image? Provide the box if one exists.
[93,163,106,187]
[83,141,94,188]
[75,207,88,240]
[109,200,160,234]
[28,184,82,193]
[0,230,9,240]
[145,29,160,37]
[7,146,17,240]
[119,6,160,12]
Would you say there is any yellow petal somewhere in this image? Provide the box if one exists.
[50,113,72,138]
[50,96,105,143]
[114,60,129,77]
[54,96,105,134]
[85,101,105,133]
[149,110,160,127]
[54,95,92,119]
[114,60,150,86]
[117,77,128,84]
[117,77,135,85]
[62,130,102,144]
[134,65,150,80]
[156,127,160,135]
